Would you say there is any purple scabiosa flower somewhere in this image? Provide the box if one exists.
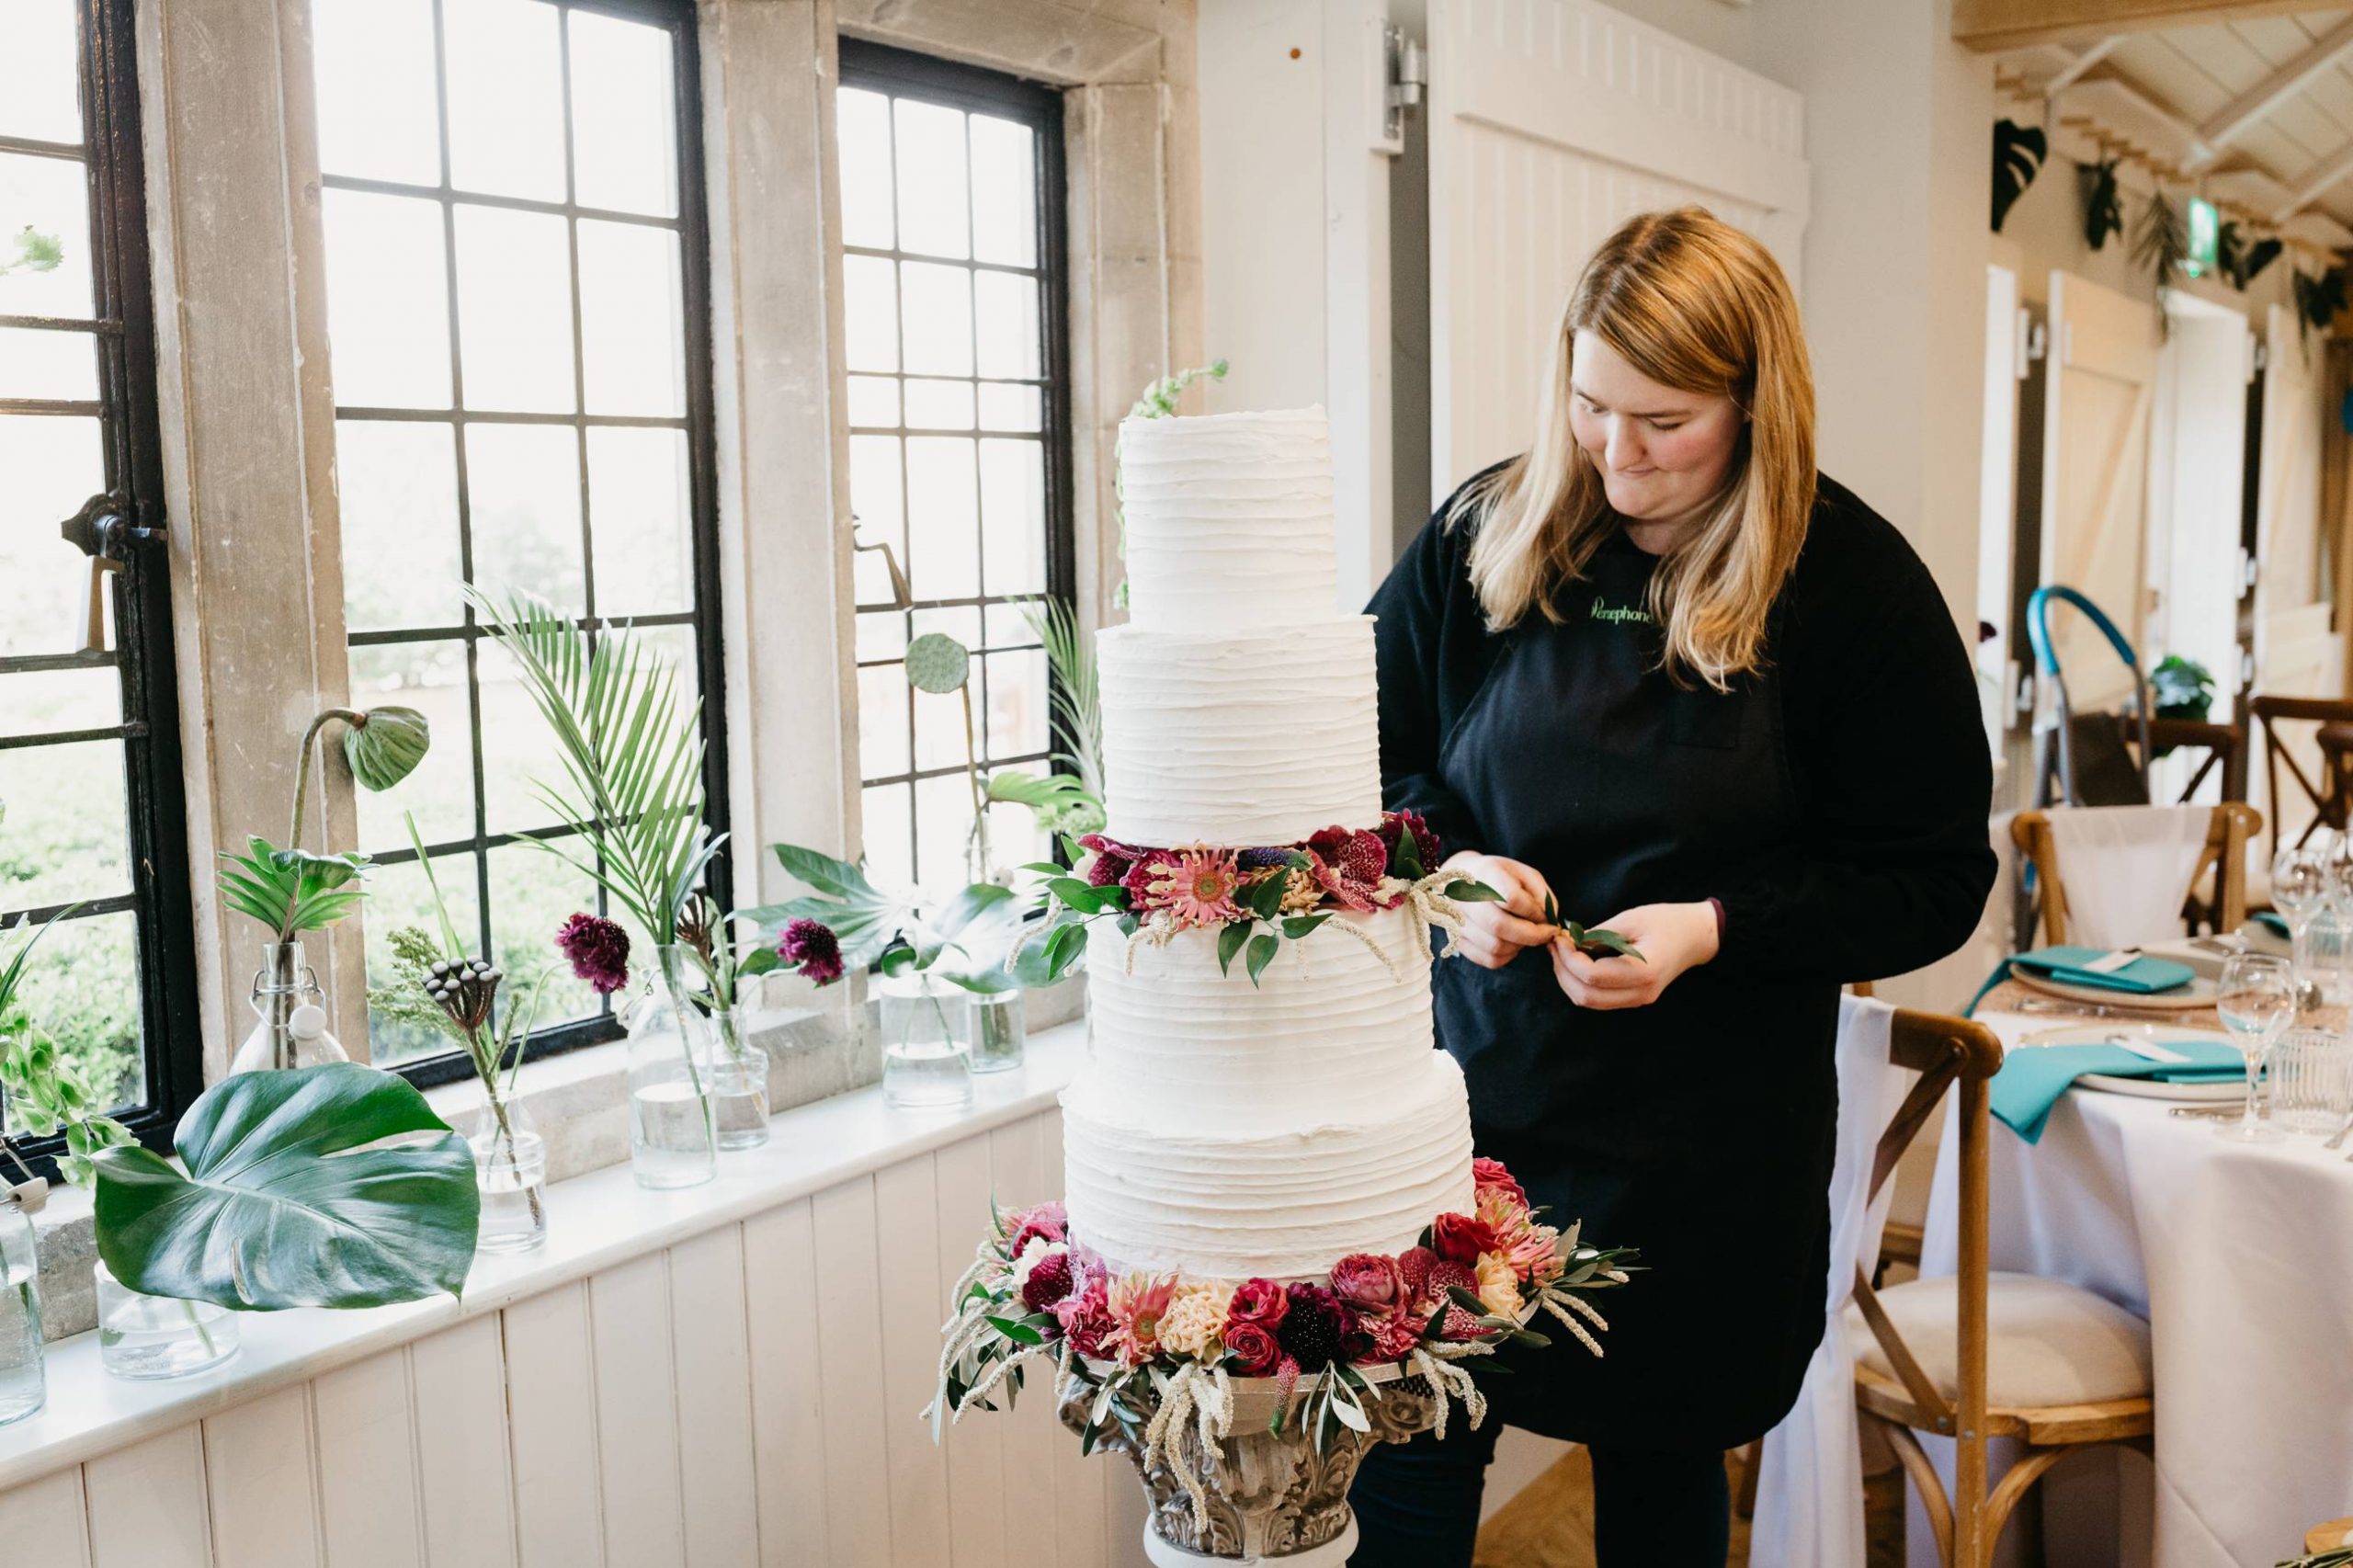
[556,912,631,994]
[1235,846,1293,871]
[779,917,845,985]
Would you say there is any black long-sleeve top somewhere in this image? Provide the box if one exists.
[1373,470,1996,985]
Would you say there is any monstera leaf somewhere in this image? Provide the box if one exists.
[1992,119,2045,233]
[92,1063,480,1311]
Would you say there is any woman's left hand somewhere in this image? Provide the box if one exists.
[1549,901,1720,1010]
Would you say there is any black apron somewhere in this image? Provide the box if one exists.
[1431,529,1838,1450]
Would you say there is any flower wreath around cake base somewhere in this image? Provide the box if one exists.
[1006,810,1638,989]
[928,1158,1639,1514]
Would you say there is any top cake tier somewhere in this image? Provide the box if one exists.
[1118,405,1340,631]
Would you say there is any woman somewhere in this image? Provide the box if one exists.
[1348,208,1995,1565]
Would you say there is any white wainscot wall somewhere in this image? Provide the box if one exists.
[0,1028,1151,1568]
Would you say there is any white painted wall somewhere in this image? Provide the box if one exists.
[1198,0,1397,615]
[0,1105,1148,1568]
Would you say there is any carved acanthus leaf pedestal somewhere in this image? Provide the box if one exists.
[1060,1368,1445,1567]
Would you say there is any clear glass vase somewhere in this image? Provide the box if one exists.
[228,940,350,1073]
[880,971,972,1111]
[623,947,719,1189]
[968,986,1027,1074]
[702,1001,770,1151]
[470,1096,549,1253]
[0,1192,43,1426]
[95,1261,238,1380]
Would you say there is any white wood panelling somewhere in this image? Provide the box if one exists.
[1427,0,1809,489]
[0,1089,1148,1566]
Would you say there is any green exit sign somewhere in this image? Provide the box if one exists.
[2186,197,2219,278]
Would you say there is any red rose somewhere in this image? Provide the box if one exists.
[1223,1320,1282,1377]
[1227,1277,1290,1330]
[1329,1253,1405,1313]
[1429,1210,1496,1266]
[1470,1158,1527,1208]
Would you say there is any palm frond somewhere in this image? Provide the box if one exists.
[1019,597,1102,798]
[465,585,715,944]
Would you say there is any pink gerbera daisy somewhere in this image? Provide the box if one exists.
[1148,846,1244,928]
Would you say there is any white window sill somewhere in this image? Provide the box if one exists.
[0,1018,1086,1493]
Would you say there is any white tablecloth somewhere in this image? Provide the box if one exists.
[1920,1012,2353,1567]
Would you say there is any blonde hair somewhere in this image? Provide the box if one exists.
[1451,206,1816,690]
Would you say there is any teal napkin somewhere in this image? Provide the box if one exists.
[1992,1039,2247,1142]
[2011,945,2197,994]
[2254,911,2290,937]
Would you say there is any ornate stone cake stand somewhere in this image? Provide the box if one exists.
[1061,1362,1444,1567]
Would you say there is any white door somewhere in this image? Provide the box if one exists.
[2143,288,2253,803]
[2040,268,2160,713]
[1423,0,1809,492]
[2254,302,2338,702]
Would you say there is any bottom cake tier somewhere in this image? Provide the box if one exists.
[1058,1049,1476,1281]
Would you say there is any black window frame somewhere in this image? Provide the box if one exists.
[836,38,1079,889]
[315,0,732,1089]
[0,0,203,1174]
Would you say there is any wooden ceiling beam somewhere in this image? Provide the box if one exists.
[1956,0,2333,54]
[2275,138,2353,221]
[2186,12,2353,168]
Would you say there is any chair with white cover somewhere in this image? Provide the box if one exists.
[1744,994,1912,1568]
[1846,1011,2154,1568]
[2010,802,2257,948]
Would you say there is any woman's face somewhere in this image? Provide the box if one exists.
[1566,329,1745,528]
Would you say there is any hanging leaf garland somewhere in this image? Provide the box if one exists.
[1992,119,2047,233]
[2132,190,2187,290]
[2082,157,2125,251]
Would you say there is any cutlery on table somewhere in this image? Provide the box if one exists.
[2169,1104,2243,1119]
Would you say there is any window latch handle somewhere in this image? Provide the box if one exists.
[57,492,162,655]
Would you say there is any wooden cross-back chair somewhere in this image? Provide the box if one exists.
[2250,695,2353,858]
[2010,802,2259,944]
[1849,1010,2154,1568]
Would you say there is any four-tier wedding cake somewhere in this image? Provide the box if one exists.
[1058,407,1478,1281]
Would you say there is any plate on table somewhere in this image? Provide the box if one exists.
[2012,968,2216,1011]
[2014,1021,2245,1102]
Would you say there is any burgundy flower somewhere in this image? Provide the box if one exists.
[1336,830,1388,886]
[1277,1282,1365,1371]
[1120,857,1167,914]
[1378,810,1443,875]
[1471,1158,1527,1208]
[1016,1245,1075,1312]
[1079,833,1141,889]
[556,913,631,994]
[1227,1277,1290,1330]
[1329,1253,1406,1314]
[779,918,845,985]
[1396,1245,1438,1306]
[1223,1319,1282,1377]
[1416,1257,1486,1339]
[1306,826,1353,860]
[1430,1211,1496,1266]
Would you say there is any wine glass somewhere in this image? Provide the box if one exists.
[2214,952,2293,1144]
[2272,841,2332,988]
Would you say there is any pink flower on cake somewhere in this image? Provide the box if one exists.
[1223,1320,1282,1377]
[1430,1210,1497,1266]
[1107,1273,1178,1365]
[1474,1252,1522,1321]
[1055,1278,1118,1360]
[1364,1309,1426,1362]
[1475,1185,1563,1285]
[1004,1199,1067,1257]
[1329,1253,1406,1314]
[1470,1157,1527,1208]
[1416,1256,1488,1340]
[1304,826,1389,912]
[1145,847,1244,928]
[1227,1278,1290,1330]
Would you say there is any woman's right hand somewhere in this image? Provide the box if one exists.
[1440,851,1558,969]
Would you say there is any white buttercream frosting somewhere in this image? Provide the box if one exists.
[1062,404,1478,1284]
[1119,406,1340,631]
[1097,618,1382,847]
